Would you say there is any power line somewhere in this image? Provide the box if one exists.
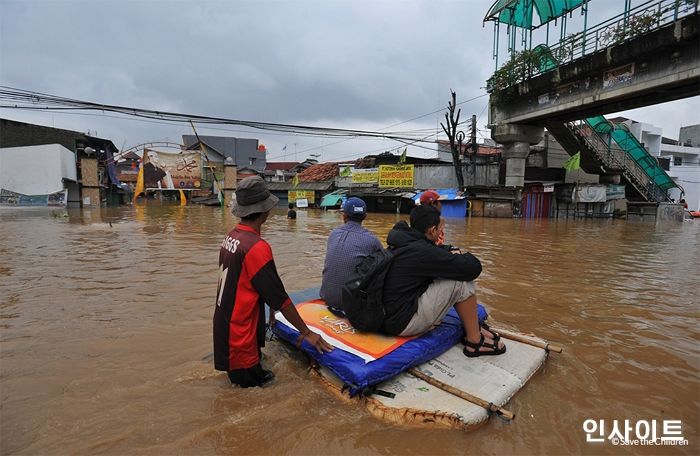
[0,86,443,143]
[0,105,307,139]
[267,93,488,160]
[0,86,489,162]
[307,115,485,163]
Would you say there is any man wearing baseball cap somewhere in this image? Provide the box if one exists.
[419,190,446,247]
[419,189,441,210]
[213,176,332,388]
[320,196,383,314]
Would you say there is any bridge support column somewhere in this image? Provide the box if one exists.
[491,124,543,188]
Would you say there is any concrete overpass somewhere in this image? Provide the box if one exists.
[487,5,699,194]
[489,12,699,127]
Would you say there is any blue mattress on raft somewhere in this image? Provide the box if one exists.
[273,287,488,396]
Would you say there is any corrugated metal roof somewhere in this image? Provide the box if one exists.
[265,162,299,171]
[346,188,417,198]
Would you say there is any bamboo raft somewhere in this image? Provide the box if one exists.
[307,328,559,431]
[281,288,561,431]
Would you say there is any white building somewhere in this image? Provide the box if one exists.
[615,119,700,211]
[0,144,78,206]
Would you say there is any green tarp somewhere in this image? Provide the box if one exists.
[533,44,558,71]
[586,115,614,135]
[585,116,678,191]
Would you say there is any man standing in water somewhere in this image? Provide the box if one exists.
[320,197,383,314]
[214,176,332,387]
[287,202,297,219]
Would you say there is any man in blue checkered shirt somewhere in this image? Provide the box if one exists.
[320,197,383,314]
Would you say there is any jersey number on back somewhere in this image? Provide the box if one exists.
[216,264,229,307]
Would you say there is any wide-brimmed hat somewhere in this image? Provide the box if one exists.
[231,176,279,217]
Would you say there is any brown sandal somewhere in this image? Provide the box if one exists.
[461,324,500,346]
[481,323,501,342]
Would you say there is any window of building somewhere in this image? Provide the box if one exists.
[249,157,257,166]
[674,156,683,166]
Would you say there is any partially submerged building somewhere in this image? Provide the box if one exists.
[0,118,123,207]
[264,159,317,183]
[622,120,700,211]
[182,134,265,183]
[268,162,337,207]
[264,161,300,183]
[115,151,141,190]
[0,144,77,206]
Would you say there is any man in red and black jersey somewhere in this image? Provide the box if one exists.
[214,176,332,387]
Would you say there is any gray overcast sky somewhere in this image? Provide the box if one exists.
[1,0,697,162]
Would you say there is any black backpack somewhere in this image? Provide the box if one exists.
[341,248,394,332]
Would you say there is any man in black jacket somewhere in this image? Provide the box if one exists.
[382,204,505,357]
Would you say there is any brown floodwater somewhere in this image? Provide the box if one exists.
[1,203,698,455]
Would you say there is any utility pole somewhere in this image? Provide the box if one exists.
[471,114,478,187]
[471,115,478,155]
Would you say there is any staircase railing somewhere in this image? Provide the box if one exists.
[564,121,668,202]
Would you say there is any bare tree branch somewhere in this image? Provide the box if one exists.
[440,90,464,189]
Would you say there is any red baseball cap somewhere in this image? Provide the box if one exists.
[419,190,440,205]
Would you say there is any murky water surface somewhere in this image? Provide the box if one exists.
[1,204,698,455]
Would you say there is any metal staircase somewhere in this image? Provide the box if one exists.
[546,120,670,203]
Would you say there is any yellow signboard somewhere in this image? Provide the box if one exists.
[378,165,414,188]
[351,168,379,184]
[288,190,315,204]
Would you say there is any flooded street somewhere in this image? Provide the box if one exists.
[1,204,698,455]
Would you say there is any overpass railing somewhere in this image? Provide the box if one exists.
[488,0,698,91]
[546,0,698,72]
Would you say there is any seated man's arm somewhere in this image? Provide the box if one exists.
[372,235,384,252]
[421,247,482,282]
